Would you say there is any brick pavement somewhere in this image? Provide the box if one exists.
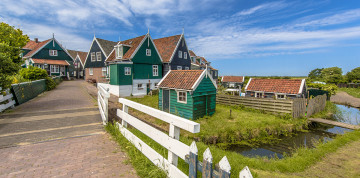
[0,80,138,177]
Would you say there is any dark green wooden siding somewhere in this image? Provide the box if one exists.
[159,89,163,109]
[193,76,217,119]
[109,63,133,85]
[169,90,194,119]
[132,37,162,65]
[84,40,107,68]
[32,41,73,63]
[133,64,162,79]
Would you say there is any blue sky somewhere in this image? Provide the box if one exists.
[1,0,360,76]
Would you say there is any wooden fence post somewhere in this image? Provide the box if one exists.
[189,141,198,178]
[104,88,109,123]
[239,166,253,178]
[202,148,213,178]
[168,124,180,166]
[122,104,128,128]
[219,156,231,178]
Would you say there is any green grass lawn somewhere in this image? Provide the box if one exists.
[338,87,360,98]
[127,95,307,147]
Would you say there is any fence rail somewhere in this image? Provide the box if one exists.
[116,98,253,178]
[97,84,110,125]
[11,79,47,105]
[0,87,15,112]
[307,94,327,118]
[216,94,306,118]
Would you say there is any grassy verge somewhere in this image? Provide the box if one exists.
[339,87,360,98]
[106,121,360,177]
[128,95,307,147]
[310,101,338,119]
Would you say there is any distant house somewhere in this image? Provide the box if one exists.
[221,76,245,89]
[158,70,217,120]
[105,33,163,96]
[22,37,74,77]
[84,37,117,82]
[67,50,87,79]
[245,78,307,99]
[154,34,191,76]
[189,50,218,80]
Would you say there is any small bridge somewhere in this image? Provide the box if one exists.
[309,118,360,130]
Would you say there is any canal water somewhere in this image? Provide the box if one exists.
[229,104,360,159]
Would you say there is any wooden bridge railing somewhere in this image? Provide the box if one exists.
[97,84,110,125]
[117,98,253,178]
[0,87,15,112]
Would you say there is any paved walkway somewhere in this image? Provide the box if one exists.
[331,91,360,108]
[0,80,137,177]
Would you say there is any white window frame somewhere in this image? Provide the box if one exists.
[185,67,189,70]
[177,91,187,104]
[255,91,264,98]
[146,49,151,56]
[49,50,58,56]
[35,64,44,69]
[102,67,107,76]
[177,66,182,70]
[138,84,143,90]
[91,52,95,62]
[152,65,158,76]
[276,94,286,99]
[50,65,59,73]
[96,52,101,61]
[89,68,93,76]
[125,67,131,75]
[184,52,187,59]
[178,51,182,58]
[116,46,123,59]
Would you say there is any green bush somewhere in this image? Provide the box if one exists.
[19,66,47,80]
[45,77,57,91]
[11,74,30,84]
[307,83,338,96]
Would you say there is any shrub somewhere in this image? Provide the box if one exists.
[19,66,47,80]
[45,77,57,91]
[11,74,30,84]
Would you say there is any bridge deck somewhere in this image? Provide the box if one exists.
[309,118,360,130]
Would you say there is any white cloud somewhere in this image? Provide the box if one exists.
[294,9,360,27]
[234,1,288,16]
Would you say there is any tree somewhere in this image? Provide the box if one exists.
[0,22,29,90]
[308,68,323,81]
[346,67,360,83]
[321,67,343,84]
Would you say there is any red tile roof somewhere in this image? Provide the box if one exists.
[189,50,196,57]
[153,35,181,63]
[246,78,304,94]
[23,39,52,58]
[32,59,70,66]
[158,70,204,90]
[222,76,244,83]
[77,51,88,65]
[106,35,145,62]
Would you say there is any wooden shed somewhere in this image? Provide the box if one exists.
[157,70,217,120]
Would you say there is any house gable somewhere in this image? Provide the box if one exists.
[32,39,73,64]
[132,36,162,65]
[169,35,191,70]
[84,38,107,68]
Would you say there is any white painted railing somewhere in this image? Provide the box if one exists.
[97,84,110,125]
[0,87,15,112]
[117,98,200,178]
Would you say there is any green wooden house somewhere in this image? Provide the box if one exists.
[105,33,163,96]
[22,37,75,77]
[157,69,217,120]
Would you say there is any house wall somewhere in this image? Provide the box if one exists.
[193,76,217,119]
[245,91,300,99]
[211,70,218,80]
[132,79,161,96]
[169,90,194,119]
[191,63,200,70]
[222,82,243,89]
[169,37,191,70]
[132,37,162,65]
[163,63,170,76]
[133,64,162,80]
[109,63,133,85]
[84,40,106,68]
[85,67,104,81]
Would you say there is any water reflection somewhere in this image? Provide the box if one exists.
[229,104,359,159]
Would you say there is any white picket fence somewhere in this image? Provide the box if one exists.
[0,87,16,112]
[97,84,110,125]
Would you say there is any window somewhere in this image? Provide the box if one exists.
[177,91,187,104]
[102,67,107,76]
[116,46,123,58]
[177,66,182,70]
[91,52,95,62]
[185,67,189,70]
[255,92,263,98]
[35,64,43,69]
[178,51,182,58]
[215,71,217,76]
[154,83,158,87]
[153,65,158,76]
[184,52,187,59]
[125,67,131,75]
[276,94,286,99]
[96,52,101,61]
[49,50,58,56]
[138,84,143,90]
[50,65,59,73]
[89,68,93,75]
[146,49,151,56]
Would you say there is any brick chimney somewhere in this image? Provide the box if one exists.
[34,38,38,43]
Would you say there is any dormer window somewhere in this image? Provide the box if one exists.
[115,45,123,59]
[49,50,58,56]
[146,49,151,56]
